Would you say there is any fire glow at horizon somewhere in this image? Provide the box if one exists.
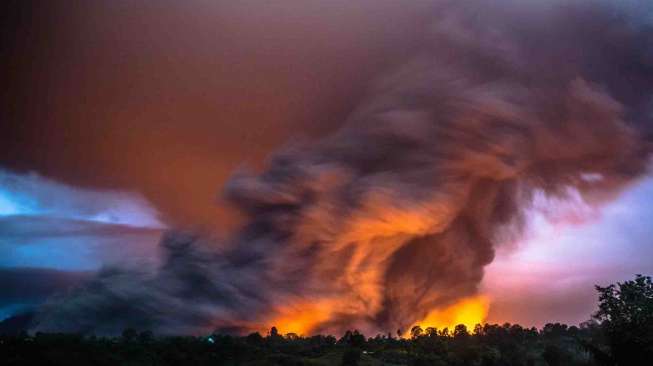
[263,295,490,337]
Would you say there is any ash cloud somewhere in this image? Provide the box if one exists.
[31,0,653,335]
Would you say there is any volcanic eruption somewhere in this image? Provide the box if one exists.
[31,0,653,336]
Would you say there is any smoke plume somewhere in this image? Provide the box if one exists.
[31,0,653,335]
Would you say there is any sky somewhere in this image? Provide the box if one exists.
[1,167,652,327]
[483,176,653,326]
[0,169,164,320]
[1,0,653,332]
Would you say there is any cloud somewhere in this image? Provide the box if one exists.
[0,169,165,228]
[0,267,92,321]
[27,0,653,336]
[0,168,164,320]
[0,215,163,271]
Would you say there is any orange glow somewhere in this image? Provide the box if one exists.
[407,295,490,336]
[265,300,335,336]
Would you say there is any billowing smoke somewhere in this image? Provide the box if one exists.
[31,0,653,335]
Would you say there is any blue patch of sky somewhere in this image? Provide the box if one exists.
[0,168,164,271]
[0,169,165,228]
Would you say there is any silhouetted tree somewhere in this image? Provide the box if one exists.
[246,332,264,346]
[453,324,469,339]
[138,330,154,343]
[594,274,653,364]
[285,332,299,341]
[425,327,438,337]
[122,328,137,342]
[411,325,424,339]
[339,330,366,348]
[269,326,279,337]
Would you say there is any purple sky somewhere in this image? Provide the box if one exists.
[483,175,653,326]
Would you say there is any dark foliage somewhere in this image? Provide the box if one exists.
[0,321,629,366]
[0,275,650,365]
[592,274,653,365]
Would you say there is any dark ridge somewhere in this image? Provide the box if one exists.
[0,312,34,336]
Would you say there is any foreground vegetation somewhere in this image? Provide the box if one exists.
[1,275,651,366]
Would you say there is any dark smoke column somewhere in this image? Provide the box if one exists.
[33,0,653,335]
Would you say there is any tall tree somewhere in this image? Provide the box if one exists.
[594,275,653,364]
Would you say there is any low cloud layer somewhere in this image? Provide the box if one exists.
[0,267,91,321]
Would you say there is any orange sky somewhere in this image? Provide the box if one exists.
[1,1,435,229]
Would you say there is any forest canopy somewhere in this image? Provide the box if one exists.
[1,275,651,365]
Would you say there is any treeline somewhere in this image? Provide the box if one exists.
[1,275,651,365]
[0,322,608,366]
